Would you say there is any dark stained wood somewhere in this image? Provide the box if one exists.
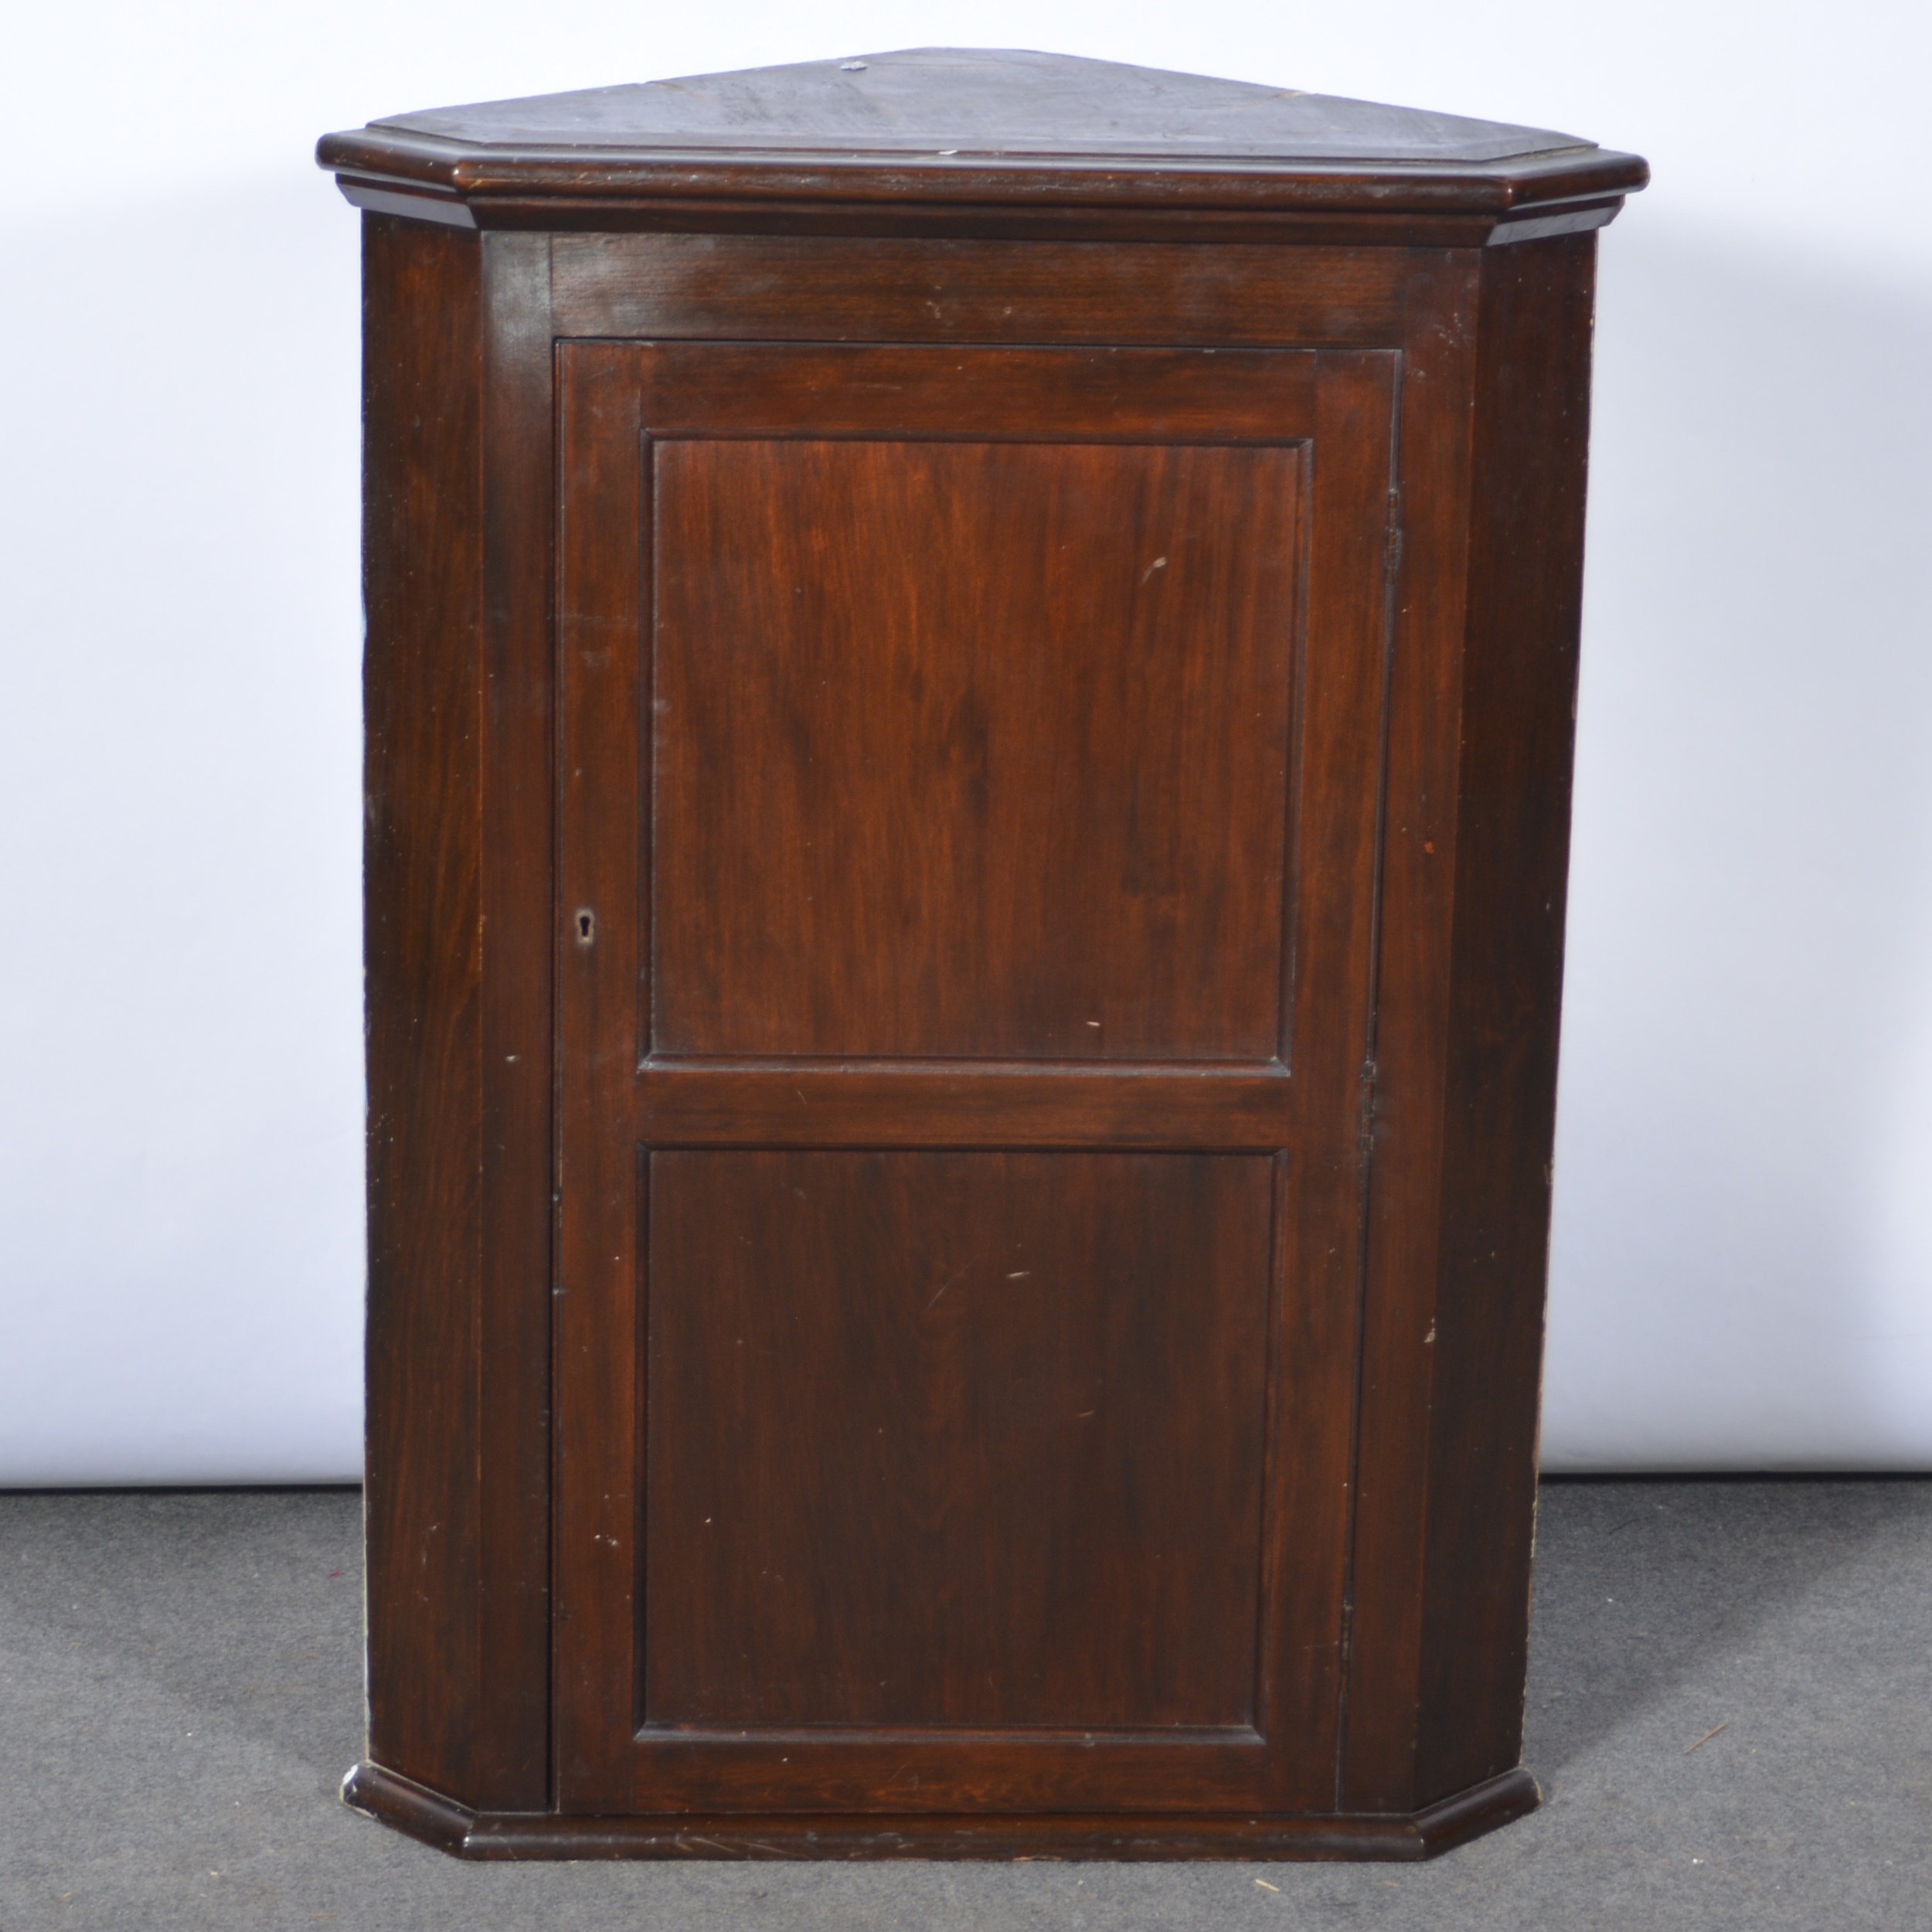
[339,49,1641,1861]
[1336,247,1485,1814]
[343,1758,1541,1861]
[550,235,1411,349]
[551,337,1396,1818]
[317,49,1645,245]
[633,1062,1294,1148]
[1413,232,1600,1804]
[327,174,1629,249]
[624,338,1319,434]
[1337,237,1601,1815]
[1277,345,1409,1814]
[360,213,485,1800]
[377,49,1588,162]
[473,230,556,1809]
[644,1150,1272,1731]
[360,217,557,1814]
[550,344,645,1811]
[651,434,1298,1060]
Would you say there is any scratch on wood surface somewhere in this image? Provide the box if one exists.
[926,1259,975,1310]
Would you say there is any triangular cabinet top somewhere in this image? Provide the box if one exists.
[318,47,1645,244]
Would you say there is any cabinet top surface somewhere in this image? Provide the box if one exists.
[318,48,1646,226]
[373,48,1583,165]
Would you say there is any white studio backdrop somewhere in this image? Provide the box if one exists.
[2,2,1928,1483]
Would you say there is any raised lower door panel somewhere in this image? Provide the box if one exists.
[555,340,1397,1815]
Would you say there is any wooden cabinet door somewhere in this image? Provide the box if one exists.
[554,339,1397,1817]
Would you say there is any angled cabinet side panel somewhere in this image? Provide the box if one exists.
[361,213,488,1802]
[1416,233,1600,1802]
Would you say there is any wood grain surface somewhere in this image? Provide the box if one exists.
[317,48,1646,245]
[348,63,1634,1849]
[643,1149,1273,1730]
[360,214,485,1805]
[343,1758,1542,1860]
[552,335,1396,1817]
[651,434,1298,1060]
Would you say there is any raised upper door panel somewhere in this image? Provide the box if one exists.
[652,431,1299,1061]
[617,342,1313,1066]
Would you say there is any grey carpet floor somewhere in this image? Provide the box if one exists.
[1,1479,1927,1930]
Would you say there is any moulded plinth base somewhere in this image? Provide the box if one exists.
[340,1760,1539,1862]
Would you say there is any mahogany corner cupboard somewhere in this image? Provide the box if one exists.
[318,49,1645,1862]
